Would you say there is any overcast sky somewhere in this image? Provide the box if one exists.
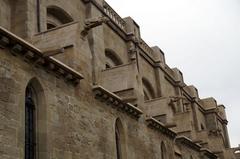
[106,0,240,147]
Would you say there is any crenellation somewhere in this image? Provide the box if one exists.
[172,68,184,84]
[124,17,140,40]
[200,97,218,110]
[151,46,166,64]
[183,85,199,99]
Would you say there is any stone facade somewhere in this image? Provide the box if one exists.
[0,0,239,159]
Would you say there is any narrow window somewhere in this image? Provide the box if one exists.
[24,78,48,158]
[25,85,36,159]
[161,142,167,159]
[115,118,126,159]
[115,124,122,159]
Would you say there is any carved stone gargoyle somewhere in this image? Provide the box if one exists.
[81,16,110,39]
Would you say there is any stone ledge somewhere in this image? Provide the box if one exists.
[0,27,84,86]
[200,148,218,159]
[93,85,143,119]
[176,136,201,151]
[146,117,177,139]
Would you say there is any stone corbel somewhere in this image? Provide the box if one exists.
[0,35,10,48]
[11,44,23,56]
[81,16,110,39]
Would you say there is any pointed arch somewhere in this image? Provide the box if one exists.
[24,78,48,159]
[142,77,155,101]
[46,5,73,30]
[105,49,123,68]
[115,118,127,159]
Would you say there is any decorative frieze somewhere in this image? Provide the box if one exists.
[93,85,143,119]
[0,27,83,85]
[146,117,177,139]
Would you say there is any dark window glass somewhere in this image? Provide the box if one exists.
[25,86,35,159]
[115,125,122,159]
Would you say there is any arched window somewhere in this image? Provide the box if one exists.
[25,85,36,159]
[161,142,167,159]
[24,78,48,159]
[115,118,127,159]
[47,6,73,30]
[142,77,155,101]
[105,49,123,69]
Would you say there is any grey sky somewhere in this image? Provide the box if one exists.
[106,0,240,147]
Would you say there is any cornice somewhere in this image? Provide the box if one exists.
[93,85,143,119]
[200,148,218,159]
[0,27,84,85]
[176,136,201,151]
[146,117,177,139]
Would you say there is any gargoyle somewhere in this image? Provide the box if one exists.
[81,16,110,38]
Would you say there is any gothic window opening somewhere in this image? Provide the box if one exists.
[105,49,123,69]
[115,118,127,159]
[25,85,36,159]
[47,6,73,30]
[161,142,167,159]
[24,78,48,159]
[115,124,122,159]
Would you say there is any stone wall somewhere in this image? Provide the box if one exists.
[0,0,237,158]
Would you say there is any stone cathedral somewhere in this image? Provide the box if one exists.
[0,0,239,159]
